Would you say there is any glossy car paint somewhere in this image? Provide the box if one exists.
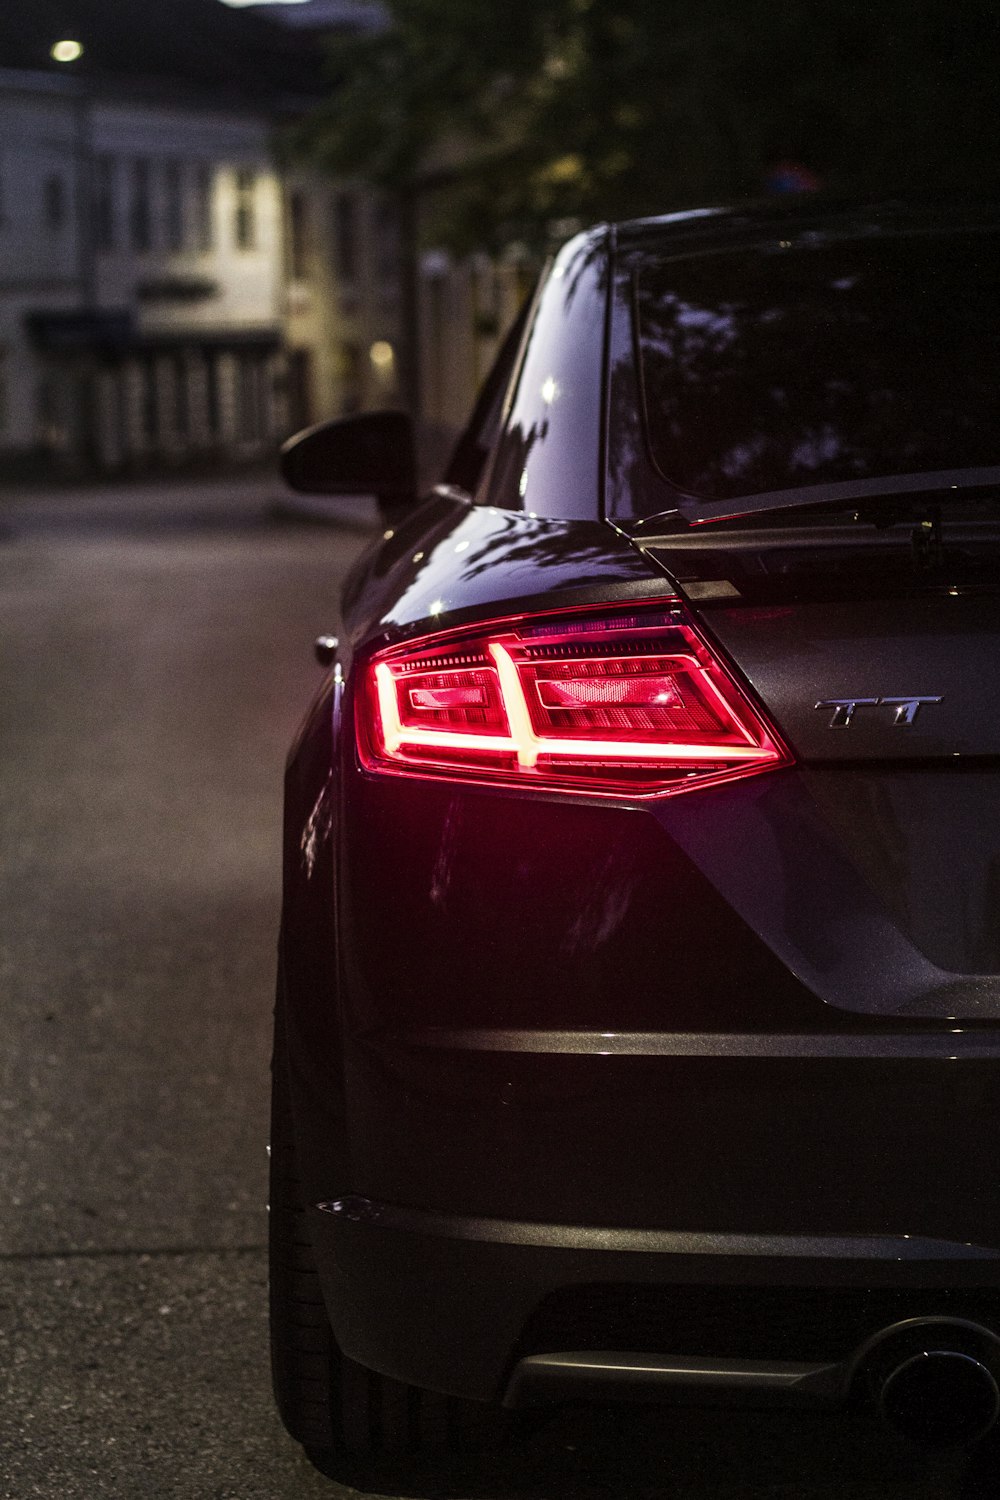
[277,206,1000,1414]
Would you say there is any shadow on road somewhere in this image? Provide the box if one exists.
[313,1400,975,1500]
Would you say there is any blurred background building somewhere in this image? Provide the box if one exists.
[0,0,521,479]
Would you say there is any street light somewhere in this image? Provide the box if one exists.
[51,39,84,63]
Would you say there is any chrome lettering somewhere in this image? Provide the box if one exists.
[814,696,943,728]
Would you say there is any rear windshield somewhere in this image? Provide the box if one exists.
[634,232,1000,503]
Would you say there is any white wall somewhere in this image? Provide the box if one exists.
[90,101,283,333]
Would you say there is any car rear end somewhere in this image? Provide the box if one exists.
[313,745,1000,1435]
[301,207,1000,1446]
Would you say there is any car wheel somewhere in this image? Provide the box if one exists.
[268,982,501,1464]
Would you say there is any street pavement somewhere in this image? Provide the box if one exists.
[0,475,980,1497]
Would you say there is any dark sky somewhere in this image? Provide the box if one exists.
[0,0,322,104]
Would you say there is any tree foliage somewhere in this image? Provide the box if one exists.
[299,0,1000,250]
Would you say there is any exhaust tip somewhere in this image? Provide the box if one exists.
[880,1350,1000,1448]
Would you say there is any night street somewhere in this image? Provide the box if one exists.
[0,479,980,1498]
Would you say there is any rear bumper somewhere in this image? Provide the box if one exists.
[304,1018,1000,1405]
[308,1194,1000,1404]
[297,769,1000,1408]
[337,1032,1000,1243]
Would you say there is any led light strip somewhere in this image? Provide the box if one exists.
[490,643,540,768]
[375,661,519,756]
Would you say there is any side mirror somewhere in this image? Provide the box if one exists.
[279,410,417,506]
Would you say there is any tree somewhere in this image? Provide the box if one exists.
[298,0,1000,249]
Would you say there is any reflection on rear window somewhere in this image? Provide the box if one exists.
[635,234,1000,501]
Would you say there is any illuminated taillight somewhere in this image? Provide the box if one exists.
[358,603,791,797]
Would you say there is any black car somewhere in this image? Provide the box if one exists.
[269,203,1000,1474]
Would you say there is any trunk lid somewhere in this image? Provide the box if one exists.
[640,521,1000,763]
[634,520,1000,1018]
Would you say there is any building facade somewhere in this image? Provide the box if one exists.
[0,59,527,480]
[1,69,273,472]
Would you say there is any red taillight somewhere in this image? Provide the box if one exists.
[359,604,791,797]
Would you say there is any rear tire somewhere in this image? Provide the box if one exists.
[268,1003,338,1453]
[268,989,502,1467]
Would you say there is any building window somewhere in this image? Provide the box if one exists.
[339,341,362,415]
[95,155,116,252]
[194,163,213,251]
[36,374,57,445]
[205,352,220,436]
[332,191,357,283]
[172,355,190,439]
[165,161,183,252]
[288,190,309,280]
[286,348,312,431]
[234,169,256,251]
[141,358,158,444]
[236,354,268,439]
[131,159,152,252]
[44,174,67,232]
[374,198,399,286]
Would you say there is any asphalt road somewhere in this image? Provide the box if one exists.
[0,476,984,1498]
